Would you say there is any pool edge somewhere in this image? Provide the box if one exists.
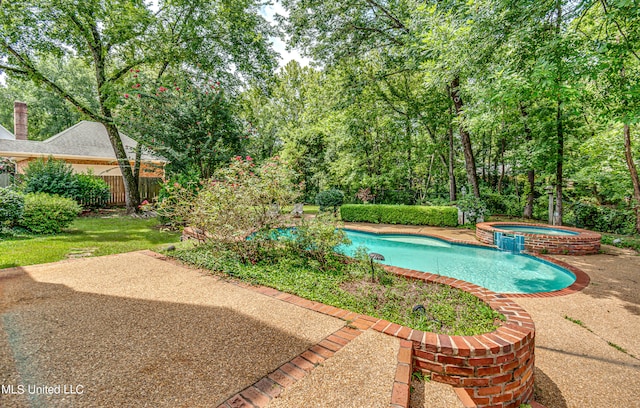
[343,224,590,298]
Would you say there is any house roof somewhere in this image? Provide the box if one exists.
[0,121,166,162]
[0,124,14,140]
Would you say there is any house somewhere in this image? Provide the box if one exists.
[0,123,13,140]
[0,102,167,203]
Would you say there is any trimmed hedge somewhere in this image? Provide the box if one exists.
[18,193,81,234]
[340,204,458,226]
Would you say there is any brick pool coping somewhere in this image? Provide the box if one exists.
[476,222,602,256]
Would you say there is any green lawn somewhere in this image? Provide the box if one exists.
[0,216,180,269]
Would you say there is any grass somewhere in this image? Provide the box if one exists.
[602,233,640,253]
[0,215,180,269]
[170,243,504,336]
[281,204,320,215]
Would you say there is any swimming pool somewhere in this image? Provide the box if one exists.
[494,225,579,236]
[339,230,576,294]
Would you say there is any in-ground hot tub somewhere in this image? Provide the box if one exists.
[476,222,601,255]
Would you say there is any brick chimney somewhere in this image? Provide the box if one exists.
[14,101,27,140]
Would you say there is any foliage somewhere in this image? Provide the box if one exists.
[340,204,458,227]
[21,158,110,209]
[571,202,636,235]
[481,191,521,217]
[171,243,502,335]
[0,215,180,268]
[601,234,640,253]
[0,157,17,174]
[0,0,277,212]
[160,156,301,243]
[74,173,110,209]
[121,77,246,179]
[284,214,350,271]
[18,193,81,234]
[156,170,201,227]
[22,157,77,197]
[0,187,24,226]
[355,187,375,204]
[456,195,489,224]
[315,188,345,213]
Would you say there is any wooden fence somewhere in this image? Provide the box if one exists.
[98,176,162,206]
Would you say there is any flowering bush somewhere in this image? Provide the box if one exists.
[161,156,301,243]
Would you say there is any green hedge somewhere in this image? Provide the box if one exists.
[340,204,458,226]
[18,193,81,234]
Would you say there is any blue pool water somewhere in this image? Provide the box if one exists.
[495,225,578,236]
[338,230,576,294]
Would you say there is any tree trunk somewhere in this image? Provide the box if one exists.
[520,104,535,218]
[554,98,564,226]
[497,138,506,194]
[104,122,141,213]
[450,77,480,198]
[448,123,457,202]
[553,0,564,226]
[623,124,640,234]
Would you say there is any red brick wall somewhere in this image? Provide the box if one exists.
[476,222,601,255]
[381,266,536,408]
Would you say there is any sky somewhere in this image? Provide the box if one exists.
[260,2,311,69]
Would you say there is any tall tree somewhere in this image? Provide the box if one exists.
[0,0,275,212]
[578,0,640,232]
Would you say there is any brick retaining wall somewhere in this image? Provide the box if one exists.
[381,265,535,408]
[476,222,601,255]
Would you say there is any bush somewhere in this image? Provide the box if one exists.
[0,187,24,226]
[18,193,81,234]
[74,173,110,208]
[285,214,350,271]
[456,195,489,224]
[340,204,458,226]
[481,192,521,217]
[22,157,77,197]
[316,188,345,213]
[571,202,635,234]
[21,157,110,209]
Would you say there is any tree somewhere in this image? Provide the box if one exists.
[0,57,93,140]
[578,0,640,232]
[121,77,245,179]
[0,0,275,212]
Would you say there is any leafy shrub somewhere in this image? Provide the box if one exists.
[74,173,110,208]
[0,187,24,226]
[162,156,300,242]
[157,170,201,226]
[21,157,110,209]
[18,193,81,234]
[481,192,521,217]
[456,195,489,224]
[316,188,345,213]
[22,157,77,197]
[286,214,350,271]
[340,204,458,226]
[571,202,635,234]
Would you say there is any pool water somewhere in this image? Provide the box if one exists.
[338,230,576,294]
[495,225,578,236]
